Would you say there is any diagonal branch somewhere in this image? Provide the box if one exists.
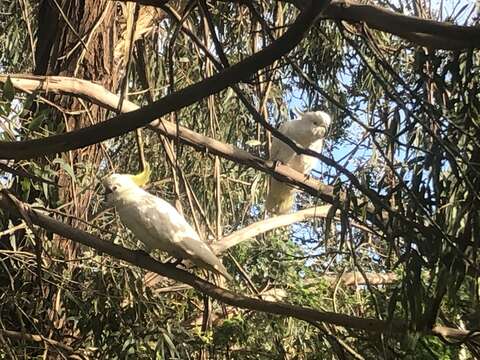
[0,0,331,160]
[212,204,375,254]
[1,190,477,344]
[0,74,336,205]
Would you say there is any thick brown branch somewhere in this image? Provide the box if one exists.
[397,31,472,50]
[0,0,331,160]
[324,0,480,49]
[215,0,479,49]
[0,191,477,343]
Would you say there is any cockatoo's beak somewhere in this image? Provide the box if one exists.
[102,182,114,206]
[104,186,113,196]
[313,127,327,138]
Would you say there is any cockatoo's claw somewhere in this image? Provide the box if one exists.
[133,249,150,260]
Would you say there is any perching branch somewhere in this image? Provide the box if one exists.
[0,0,331,160]
[0,74,336,205]
[0,190,477,344]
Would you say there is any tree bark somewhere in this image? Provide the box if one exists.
[34,0,120,260]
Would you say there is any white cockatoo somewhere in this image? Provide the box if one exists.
[265,111,331,215]
[103,165,232,281]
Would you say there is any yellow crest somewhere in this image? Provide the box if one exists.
[130,162,151,187]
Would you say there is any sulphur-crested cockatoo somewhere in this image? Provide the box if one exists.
[103,165,232,281]
[265,111,331,214]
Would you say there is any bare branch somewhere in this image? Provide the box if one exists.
[320,272,399,286]
[213,205,332,254]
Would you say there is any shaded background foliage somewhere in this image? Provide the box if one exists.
[0,0,479,358]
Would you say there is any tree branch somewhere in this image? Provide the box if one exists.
[209,0,479,49]
[212,205,333,254]
[0,74,336,205]
[320,272,399,286]
[0,0,331,160]
[0,328,78,355]
[323,0,480,49]
[1,190,477,343]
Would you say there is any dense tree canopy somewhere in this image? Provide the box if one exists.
[1,0,480,358]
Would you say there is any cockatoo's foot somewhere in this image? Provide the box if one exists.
[133,249,151,261]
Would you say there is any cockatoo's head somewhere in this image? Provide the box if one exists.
[103,163,151,204]
[300,111,331,139]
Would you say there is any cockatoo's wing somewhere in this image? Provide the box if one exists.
[267,123,297,214]
[115,193,172,252]
[270,122,295,162]
[117,192,232,280]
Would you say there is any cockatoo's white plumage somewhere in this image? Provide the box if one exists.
[265,111,331,214]
[103,173,232,281]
